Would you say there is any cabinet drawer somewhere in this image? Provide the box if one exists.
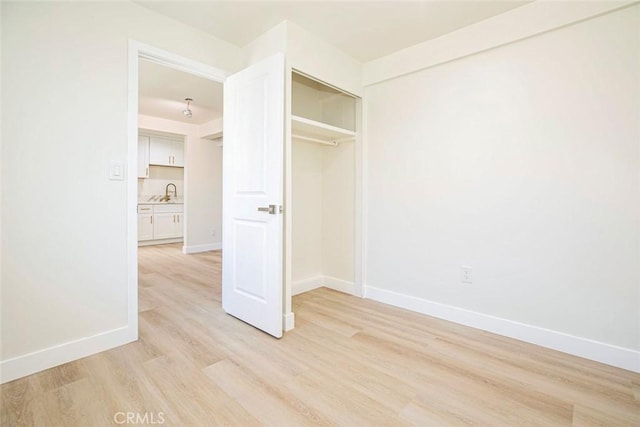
[137,204,153,213]
[153,204,183,213]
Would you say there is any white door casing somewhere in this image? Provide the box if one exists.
[222,53,285,338]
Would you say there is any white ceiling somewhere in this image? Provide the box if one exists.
[134,1,530,62]
[138,59,223,125]
[137,1,530,124]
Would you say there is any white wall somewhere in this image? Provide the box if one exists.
[363,1,634,86]
[286,21,362,98]
[291,140,355,292]
[243,20,363,97]
[322,142,355,283]
[138,115,222,252]
[292,142,324,283]
[365,4,640,366]
[138,165,184,200]
[185,130,223,252]
[243,21,288,67]
[0,1,240,382]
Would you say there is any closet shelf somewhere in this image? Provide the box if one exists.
[292,115,356,146]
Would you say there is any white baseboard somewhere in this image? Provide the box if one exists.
[292,275,325,295]
[283,312,295,331]
[138,238,182,247]
[324,276,357,295]
[364,285,640,373]
[292,276,357,296]
[0,325,136,384]
[182,242,222,254]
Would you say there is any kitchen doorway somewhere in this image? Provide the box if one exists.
[127,41,229,339]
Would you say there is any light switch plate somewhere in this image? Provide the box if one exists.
[109,160,124,181]
[461,266,472,284]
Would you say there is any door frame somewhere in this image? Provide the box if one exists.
[126,41,229,339]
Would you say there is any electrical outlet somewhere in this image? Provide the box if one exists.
[461,266,472,284]
[211,229,216,237]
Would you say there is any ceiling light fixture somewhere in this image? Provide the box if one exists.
[182,98,193,118]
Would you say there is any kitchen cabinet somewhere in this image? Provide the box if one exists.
[137,204,154,241]
[138,135,150,178]
[152,212,179,239]
[175,213,184,238]
[137,203,184,243]
[149,136,184,167]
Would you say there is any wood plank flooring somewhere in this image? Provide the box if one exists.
[2,243,639,426]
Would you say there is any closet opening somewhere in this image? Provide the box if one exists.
[289,70,360,305]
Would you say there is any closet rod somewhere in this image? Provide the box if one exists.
[334,136,356,144]
[292,134,338,146]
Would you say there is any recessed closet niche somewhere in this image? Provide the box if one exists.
[291,71,358,294]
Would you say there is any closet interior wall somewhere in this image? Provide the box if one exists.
[291,72,357,293]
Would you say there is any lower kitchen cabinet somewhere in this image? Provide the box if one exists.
[137,204,154,241]
[153,212,182,239]
[137,204,183,243]
[138,213,154,241]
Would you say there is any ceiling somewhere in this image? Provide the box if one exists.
[134,1,530,63]
[137,1,530,124]
[138,59,223,125]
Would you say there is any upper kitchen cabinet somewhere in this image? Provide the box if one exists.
[138,135,150,178]
[149,135,184,167]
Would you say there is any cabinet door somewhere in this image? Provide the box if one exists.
[137,136,150,178]
[153,212,177,239]
[175,212,184,238]
[138,213,154,241]
[171,140,184,167]
[149,137,172,166]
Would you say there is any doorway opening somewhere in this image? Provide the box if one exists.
[127,41,228,340]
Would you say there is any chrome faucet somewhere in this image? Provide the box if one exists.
[165,183,177,201]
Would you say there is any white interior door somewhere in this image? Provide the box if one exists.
[222,53,285,338]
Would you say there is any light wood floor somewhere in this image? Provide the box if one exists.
[2,243,638,426]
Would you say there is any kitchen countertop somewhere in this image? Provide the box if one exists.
[138,201,184,205]
[138,196,184,205]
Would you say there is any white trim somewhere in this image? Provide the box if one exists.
[283,312,295,331]
[137,42,229,82]
[353,97,364,298]
[363,1,636,86]
[284,62,293,322]
[292,275,325,296]
[364,286,640,373]
[138,238,183,247]
[182,242,222,254]
[359,93,369,299]
[0,326,133,384]
[127,41,140,345]
[324,276,357,295]
[292,275,357,296]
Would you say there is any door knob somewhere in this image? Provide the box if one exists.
[257,205,277,214]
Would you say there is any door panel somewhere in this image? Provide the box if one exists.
[235,78,267,193]
[233,220,267,300]
[222,53,285,338]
